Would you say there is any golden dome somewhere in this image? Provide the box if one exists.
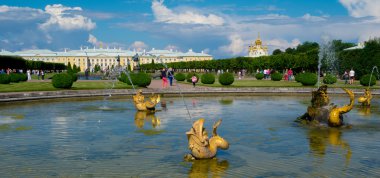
[255,32,262,45]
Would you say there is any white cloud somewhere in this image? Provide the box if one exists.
[151,0,224,26]
[266,39,301,51]
[339,0,380,18]
[165,44,180,51]
[302,13,326,22]
[0,5,45,20]
[219,34,245,56]
[40,4,96,31]
[129,41,148,51]
[88,34,99,46]
[255,14,289,20]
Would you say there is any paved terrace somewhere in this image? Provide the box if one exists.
[0,80,379,102]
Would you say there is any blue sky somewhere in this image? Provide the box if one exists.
[0,0,379,58]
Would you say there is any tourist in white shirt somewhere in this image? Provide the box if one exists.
[349,68,355,84]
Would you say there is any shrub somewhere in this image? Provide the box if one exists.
[9,73,22,83]
[0,74,11,84]
[119,72,151,87]
[70,73,78,82]
[271,72,282,81]
[360,74,377,86]
[218,72,234,85]
[135,72,151,87]
[18,73,27,82]
[186,73,200,83]
[255,73,264,80]
[201,73,215,84]
[323,74,337,84]
[123,73,137,85]
[174,73,186,81]
[295,74,303,82]
[52,73,73,89]
[299,72,318,86]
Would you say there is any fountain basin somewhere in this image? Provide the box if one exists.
[0,96,379,177]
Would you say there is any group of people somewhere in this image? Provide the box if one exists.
[343,68,355,84]
[0,68,45,80]
[283,68,294,81]
[161,68,175,88]
[161,68,198,88]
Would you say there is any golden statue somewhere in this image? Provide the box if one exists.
[185,118,229,159]
[133,89,160,111]
[328,88,354,127]
[358,88,372,106]
[297,85,354,127]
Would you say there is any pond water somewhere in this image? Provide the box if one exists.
[0,95,380,177]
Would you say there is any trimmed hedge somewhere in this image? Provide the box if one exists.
[271,73,282,81]
[119,72,151,87]
[70,73,78,82]
[174,73,186,81]
[0,74,11,84]
[323,74,337,84]
[52,73,73,89]
[9,73,23,83]
[186,73,200,83]
[201,73,215,84]
[255,73,264,80]
[135,72,151,87]
[218,72,234,85]
[298,72,318,86]
[360,74,377,86]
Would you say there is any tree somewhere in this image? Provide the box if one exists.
[285,47,296,54]
[272,49,283,55]
[296,41,319,53]
[67,62,73,73]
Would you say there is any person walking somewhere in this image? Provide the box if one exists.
[161,68,168,88]
[343,70,349,84]
[167,68,174,86]
[349,68,355,85]
[191,74,197,87]
[41,70,45,80]
[287,68,293,81]
[27,70,31,81]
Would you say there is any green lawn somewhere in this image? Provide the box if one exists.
[0,81,133,93]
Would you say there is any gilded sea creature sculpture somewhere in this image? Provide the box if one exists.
[185,118,229,159]
[133,89,160,111]
[358,88,372,106]
[297,85,355,127]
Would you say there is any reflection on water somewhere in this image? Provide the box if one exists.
[0,113,31,132]
[308,128,351,165]
[188,158,229,178]
[134,111,164,135]
[0,96,379,177]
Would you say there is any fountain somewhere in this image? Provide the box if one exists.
[296,85,355,127]
[1,96,380,177]
[132,89,160,111]
[185,118,229,159]
[358,66,379,106]
[318,38,339,87]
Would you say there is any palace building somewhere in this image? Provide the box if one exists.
[0,47,212,72]
[247,33,269,58]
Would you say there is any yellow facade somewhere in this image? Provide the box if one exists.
[6,48,212,72]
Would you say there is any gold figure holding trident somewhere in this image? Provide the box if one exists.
[132,89,161,111]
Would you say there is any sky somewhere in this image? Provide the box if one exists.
[0,0,380,58]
